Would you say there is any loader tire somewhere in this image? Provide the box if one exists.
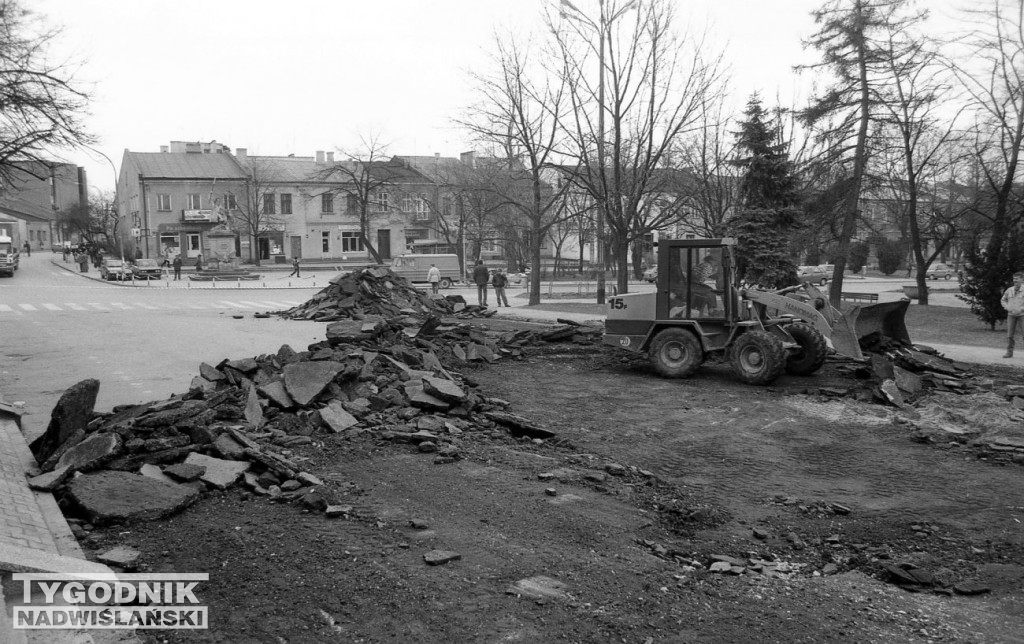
[730,331,785,385]
[649,328,703,378]
[784,322,828,376]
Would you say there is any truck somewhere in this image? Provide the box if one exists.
[0,234,20,277]
[603,238,910,385]
[390,254,461,289]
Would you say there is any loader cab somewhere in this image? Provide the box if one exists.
[656,239,736,321]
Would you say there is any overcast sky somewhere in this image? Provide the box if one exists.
[34,0,962,192]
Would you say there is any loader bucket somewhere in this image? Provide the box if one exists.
[795,284,912,359]
[838,299,912,357]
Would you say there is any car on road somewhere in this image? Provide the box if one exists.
[642,266,658,283]
[925,262,956,280]
[99,258,132,281]
[797,265,830,286]
[131,258,163,280]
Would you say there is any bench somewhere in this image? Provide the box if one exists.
[841,292,878,303]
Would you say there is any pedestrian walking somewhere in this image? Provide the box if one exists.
[492,268,510,307]
[172,255,182,280]
[195,254,204,272]
[427,263,441,294]
[76,252,88,273]
[23,241,30,257]
[1001,271,1024,358]
[288,257,301,278]
[472,260,490,306]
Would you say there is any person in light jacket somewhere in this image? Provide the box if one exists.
[427,263,441,294]
[1000,271,1024,358]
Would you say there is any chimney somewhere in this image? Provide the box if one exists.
[326,151,334,163]
[236,148,247,161]
[460,151,476,167]
[316,150,325,164]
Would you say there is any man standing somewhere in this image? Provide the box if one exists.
[492,268,510,307]
[472,259,490,306]
[1000,271,1024,358]
[172,255,182,280]
[427,263,441,294]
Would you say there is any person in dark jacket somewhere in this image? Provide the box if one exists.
[472,260,490,306]
[491,268,510,307]
[172,255,183,280]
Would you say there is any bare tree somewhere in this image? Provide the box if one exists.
[552,0,726,297]
[462,35,572,304]
[0,0,93,183]
[872,5,967,304]
[230,158,287,266]
[309,135,412,265]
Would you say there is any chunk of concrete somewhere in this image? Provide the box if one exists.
[163,462,206,482]
[96,546,141,570]
[319,400,359,433]
[422,377,467,404]
[67,471,199,525]
[55,433,123,473]
[30,379,100,464]
[258,380,295,409]
[244,384,264,430]
[184,453,251,490]
[27,466,72,491]
[283,361,344,406]
[139,463,176,485]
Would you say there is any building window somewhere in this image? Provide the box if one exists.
[442,195,452,217]
[342,231,364,252]
[414,193,429,220]
[321,231,330,253]
[402,196,413,212]
[321,193,334,213]
[375,191,389,212]
[263,193,275,215]
[157,194,171,211]
[223,193,237,210]
[346,194,358,213]
[186,194,201,210]
[280,193,292,215]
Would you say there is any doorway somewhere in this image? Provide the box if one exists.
[377,229,391,260]
[186,234,201,258]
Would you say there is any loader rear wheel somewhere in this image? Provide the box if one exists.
[649,328,703,378]
[730,331,785,385]
[784,322,828,376]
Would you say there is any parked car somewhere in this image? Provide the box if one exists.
[131,258,163,280]
[797,265,830,286]
[643,266,658,283]
[925,262,956,280]
[99,258,132,281]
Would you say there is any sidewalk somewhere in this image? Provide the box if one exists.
[0,402,118,643]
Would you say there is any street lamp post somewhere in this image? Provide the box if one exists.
[559,0,637,305]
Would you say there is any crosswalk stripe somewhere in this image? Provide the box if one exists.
[0,304,13,312]
[41,303,60,310]
[88,303,109,310]
[19,304,37,311]
[237,301,267,309]
[134,302,159,310]
[216,300,247,308]
[260,301,289,308]
[186,304,207,310]
[110,303,130,310]
[66,303,86,310]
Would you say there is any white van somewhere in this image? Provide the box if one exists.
[390,254,461,289]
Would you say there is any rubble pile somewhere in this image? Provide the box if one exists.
[25,309,602,526]
[277,265,491,321]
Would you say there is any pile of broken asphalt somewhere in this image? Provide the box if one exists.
[19,265,1024,595]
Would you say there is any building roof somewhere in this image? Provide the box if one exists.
[125,151,248,180]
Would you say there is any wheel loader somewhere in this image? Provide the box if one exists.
[603,238,911,385]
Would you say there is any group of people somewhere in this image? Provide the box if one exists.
[425,260,511,307]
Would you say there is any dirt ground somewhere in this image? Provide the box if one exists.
[81,319,1024,644]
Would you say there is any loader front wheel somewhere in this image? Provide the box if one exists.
[649,328,703,378]
[730,331,785,385]
[784,322,828,376]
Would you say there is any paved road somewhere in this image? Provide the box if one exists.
[0,254,327,441]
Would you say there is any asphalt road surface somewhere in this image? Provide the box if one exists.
[0,254,326,441]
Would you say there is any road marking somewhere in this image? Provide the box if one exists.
[88,303,109,310]
[186,303,207,310]
[109,303,131,310]
[259,300,290,308]
[0,304,13,312]
[19,304,37,311]
[66,303,87,310]
[237,301,267,309]
[216,300,247,308]
[41,304,61,310]
[133,302,159,310]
